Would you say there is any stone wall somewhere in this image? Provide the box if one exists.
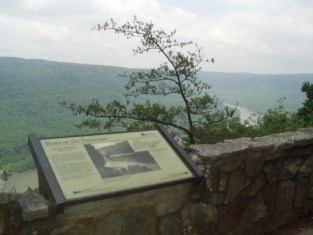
[1,129,313,234]
[190,128,313,234]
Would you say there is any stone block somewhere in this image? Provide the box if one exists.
[217,192,250,234]
[68,208,158,235]
[159,214,183,235]
[255,131,313,151]
[4,203,20,235]
[263,161,280,184]
[124,209,157,235]
[205,166,220,192]
[294,179,309,208]
[276,181,295,212]
[310,175,313,199]
[247,173,266,197]
[0,208,4,235]
[218,172,229,192]
[224,171,250,204]
[240,193,268,224]
[261,210,299,234]
[218,158,242,173]
[190,138,252,161]
[18,191,48,222]
[303,200,313,215]
[207,192,225,206]
[0,179,17,204]
[278,157,301,180]
[181,202,217,224]
[181,202,217,235]
[0,192,17,205]
[89,212,123,235]
[262,184,276,212]
[245,152,265,177]
[298,157,313,178]
[283,145,313,158]
[156,198,182,217]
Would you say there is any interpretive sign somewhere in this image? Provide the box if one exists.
[28,125,203,213]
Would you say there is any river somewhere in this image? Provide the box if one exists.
[8,169,38,193]
[224,102,257,124]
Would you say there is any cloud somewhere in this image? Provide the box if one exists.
[195,0,313,72]
[0,0,312,73]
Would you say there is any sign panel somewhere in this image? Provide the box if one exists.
[28,125,203,213]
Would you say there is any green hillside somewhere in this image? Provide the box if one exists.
[0,57,129,173]
[0,57,312,173]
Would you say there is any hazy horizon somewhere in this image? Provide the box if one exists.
[1,0,312,74]
[1,56,312,76]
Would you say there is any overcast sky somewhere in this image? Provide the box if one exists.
[0,0,312,73]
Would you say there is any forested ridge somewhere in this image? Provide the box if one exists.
[0,57,312,173]
[0,57,129,173]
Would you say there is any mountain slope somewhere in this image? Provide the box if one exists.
[0,57,129,172]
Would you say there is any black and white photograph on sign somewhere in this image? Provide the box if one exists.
[84,140,161,178]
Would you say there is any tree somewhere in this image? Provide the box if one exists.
[63,17,235,145]
[297,81,313,126]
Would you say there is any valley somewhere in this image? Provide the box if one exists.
[1,57,312,174]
